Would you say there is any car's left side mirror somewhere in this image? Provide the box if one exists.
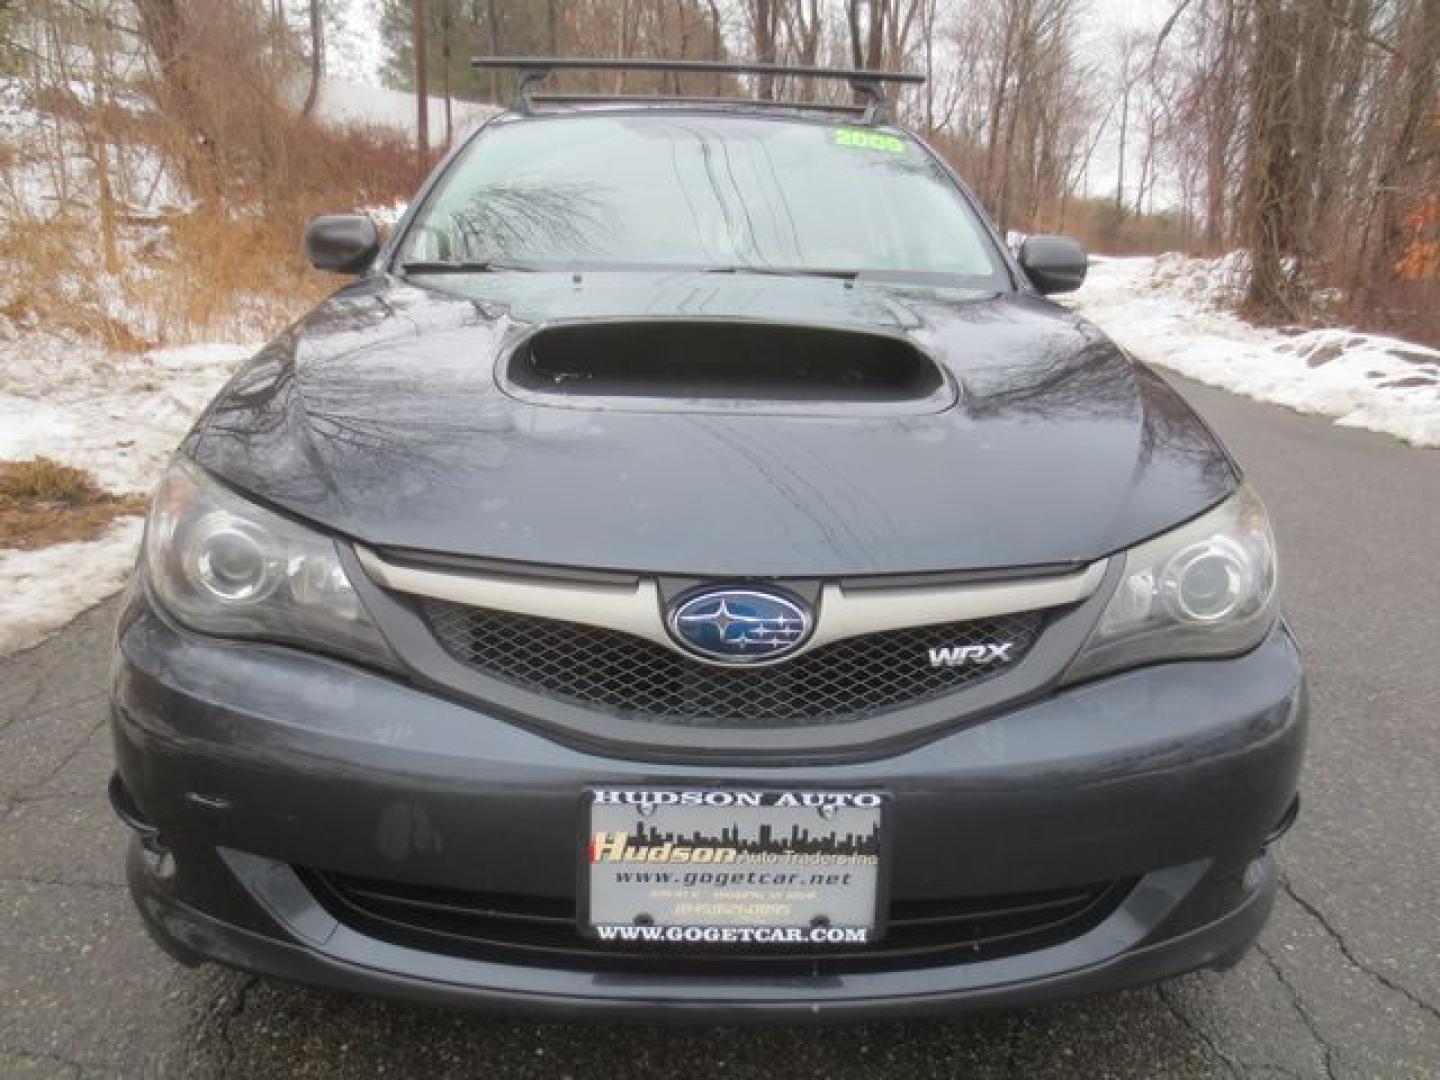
[1018,235,1088,295]
[304,214,381,274]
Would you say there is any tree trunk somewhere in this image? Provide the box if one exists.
[414,0,429,171]
[847,0,865,69]
[1115,80,1129,211]
[707,0,723,92]
[981,4,1018,218]
[86,21,120,274]
[134,0,217,200]
[1242,0,1301,317]
[922,0,936,133]
[750,0,777,99]
[1201,0,1243,253]
[440,0,452,147]
[1358,0,1440,306]
[301,0,323,117]
[486,0,500,101]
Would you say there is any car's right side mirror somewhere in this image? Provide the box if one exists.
[1018,235,1088,295]
[304,214,381,274]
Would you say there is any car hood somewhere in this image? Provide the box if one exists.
[185,272,1237,576]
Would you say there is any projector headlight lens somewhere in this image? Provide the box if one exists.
[1065,485,1278,682]
[143,457,393,667]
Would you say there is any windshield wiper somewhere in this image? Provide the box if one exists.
[702,265,860,281]
[398,259,536,275]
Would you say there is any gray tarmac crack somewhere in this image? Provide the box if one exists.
[13,714,109,802]
[1257,944,1338,1080]
[0,692,106,736]
[0,642,95,734]
[1280,874,1440,1026]
[0,660,48,733]
[215,975,260,1079]
[1156,982,1243,1079]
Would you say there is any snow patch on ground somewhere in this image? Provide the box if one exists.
[1146,250,1250,310]
[0,338,252,492]
[0,518,143,654]
[359,201,408,228]
[299,77,498,145]
[1070,256,1440,448]
[0,337,251,653]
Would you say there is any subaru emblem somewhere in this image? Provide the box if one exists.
[666,588,812,664]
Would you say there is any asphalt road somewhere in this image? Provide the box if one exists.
[2,375,1438,1079]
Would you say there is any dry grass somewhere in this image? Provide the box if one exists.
[1054,198,1191,257]
[0,458,146,550]
[0,216,156,352]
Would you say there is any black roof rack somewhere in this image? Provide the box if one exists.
[528,92,870,117]
[470,57,924,124]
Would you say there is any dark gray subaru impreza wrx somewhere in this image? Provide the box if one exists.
[108,58,1305,1021]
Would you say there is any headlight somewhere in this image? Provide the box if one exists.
[1064,485,1278,683]
[143,457,394,666]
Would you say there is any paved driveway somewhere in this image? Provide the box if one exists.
[2,375,1437,1078]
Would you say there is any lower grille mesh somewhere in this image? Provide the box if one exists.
[420,600,1048,727]
[305,869,1131,974]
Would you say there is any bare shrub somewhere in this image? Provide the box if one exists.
[0,457,109,505]
[0,216,154,351]
[0,457,146,549]
[0,0,417,350]
[138,120,416,341]
[131,0,419,340]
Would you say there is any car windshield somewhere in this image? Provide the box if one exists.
[399,114,1007,285]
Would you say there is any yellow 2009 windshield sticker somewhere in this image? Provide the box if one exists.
[834,128,906,154]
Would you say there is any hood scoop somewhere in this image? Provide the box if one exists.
[501,320,955,414]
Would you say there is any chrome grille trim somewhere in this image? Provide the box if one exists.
[355,545,1107,663]
[356,545,673,649]
[805,563,1106,652]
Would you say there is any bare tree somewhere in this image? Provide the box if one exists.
[413,0,428,169]
[1242,0,1301,316]
[438,0,452,145]
[744,0,780,98]
[1146,0,1438,339]
[301,0,323,117]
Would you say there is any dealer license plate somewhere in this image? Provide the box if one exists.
[582,787,886,947]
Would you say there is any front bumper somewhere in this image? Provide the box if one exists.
[110,599,1306,1020]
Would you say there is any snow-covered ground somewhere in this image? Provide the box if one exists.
[2,252,1438,655]
[0,339,250,493]
[0,339,250,653]
[1071,255,1440,448]
[0,520,145,654]
[295,76,498,145]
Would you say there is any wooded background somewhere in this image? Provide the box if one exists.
[1,0,1437,346]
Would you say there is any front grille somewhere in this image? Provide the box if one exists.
[420,600,1048,727]
[304,869,1131,975]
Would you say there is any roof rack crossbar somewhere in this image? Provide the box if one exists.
[471,57,924,122]
[527,92,870,116]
